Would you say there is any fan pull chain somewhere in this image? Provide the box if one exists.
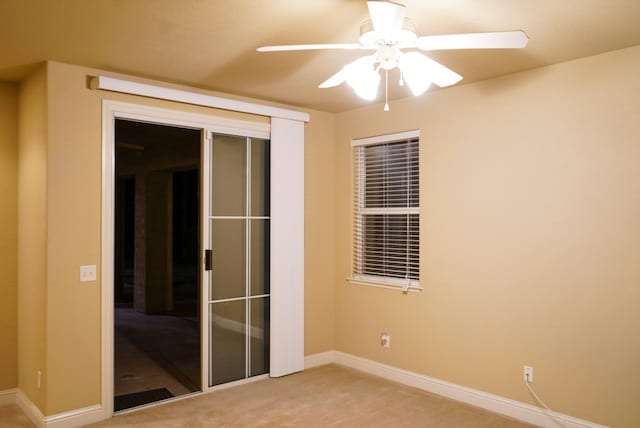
[384,70,390,111]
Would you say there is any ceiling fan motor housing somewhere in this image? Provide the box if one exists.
[358,18,418,48]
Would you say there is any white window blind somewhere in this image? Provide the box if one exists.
[352,131,420,291]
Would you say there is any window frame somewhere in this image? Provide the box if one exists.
[350,130,421,292]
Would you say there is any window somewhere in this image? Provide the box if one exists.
[351,130,420,291]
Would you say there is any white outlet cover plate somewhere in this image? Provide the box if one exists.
[80,265,97,282]
[524,365,534,382]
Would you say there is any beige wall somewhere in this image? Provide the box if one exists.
[0,82,19,391]
[303,111,336,355]
[45,62,104,414]
[17,65,48,410]
[24,45,639,426]
[38,61,336,414]
[333,45,640,428]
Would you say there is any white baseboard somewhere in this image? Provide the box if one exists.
[304,350,337,369]
[16,390,45,428]
[16,389,103,428]
[305,351,607,428]
[44,404,103,428]
[0,388,18,406]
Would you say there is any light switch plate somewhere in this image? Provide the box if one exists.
[80,265,97,282]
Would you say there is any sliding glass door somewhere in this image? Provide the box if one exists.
[206,133,270,386]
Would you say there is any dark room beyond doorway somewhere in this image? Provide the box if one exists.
[113,119,201,411]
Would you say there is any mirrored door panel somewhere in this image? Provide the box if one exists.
[209,300,246,386]
[250,219,270,296]
[207,134,270,387]
[210,134,246,216]
[249,297,270,377]
[210,219,245,300]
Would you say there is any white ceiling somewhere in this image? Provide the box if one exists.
[1,0,639,112]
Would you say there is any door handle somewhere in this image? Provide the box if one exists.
[204,249,212,271]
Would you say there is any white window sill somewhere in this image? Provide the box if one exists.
[346,277,422,293]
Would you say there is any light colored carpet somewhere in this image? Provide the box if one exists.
[0,404,34,428]
[87,364,534,427]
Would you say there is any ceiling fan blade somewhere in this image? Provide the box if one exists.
[367,1,405,39]
[257,43,364,52]
[420,56,463,88]
[319,68,348,89]
[416,30,529,51]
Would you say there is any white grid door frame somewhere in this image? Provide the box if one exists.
[206,133,272,386]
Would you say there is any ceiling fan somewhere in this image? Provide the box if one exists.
[257,1,528,110]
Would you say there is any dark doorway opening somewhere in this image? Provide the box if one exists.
[171,169,199,318]
[114,119,201,411]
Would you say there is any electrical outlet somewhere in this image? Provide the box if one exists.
[381,332,390,348]
[524,365,534,383]
[37,371,42,389]
[80,265,97,282]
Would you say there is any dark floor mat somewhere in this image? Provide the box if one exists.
[114,388,174,411]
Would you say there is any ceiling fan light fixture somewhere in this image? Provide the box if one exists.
[377,45,400,70]
[399,51,432,96]
[348,70,380,101]
[258,0,528,109]
[353,75,380,101]
[343,56,380,101]
[404,75,431,96]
